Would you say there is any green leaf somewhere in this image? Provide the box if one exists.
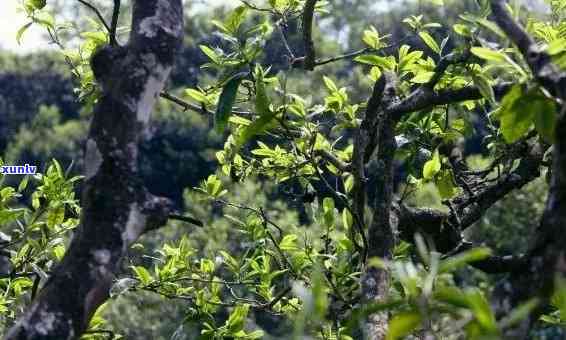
[434,286,470,308]
[245,330,265,339]
[466,288,498,332]
[226,304,249,332]
[237,67,276,145]
[418,31,440,54]
[18,175,30,192]
[472,73,495,103]
[499,87,556,143]
[131,266,152,285]
[362,26,387,49]
[0,209,25,225]
[423,149,441,180]
[410,71,435,84]
[498,86,530,143]
[475,17,506,38]
[354,55,396,70]
[225,6,248,34]
[342,208,353,231]
[436,169,457,199]
[33,11,55,29]
[322,197,335,228]
[199,45,221,64]
[16,22,33,45]
[215,74,244,133]
[46,206,65,228]
[280,234,298,251]
[28,0,47,9]
[453,23,472,37]
[185,88,208,104]
[500,298,539,329]
[470,47,507,62]
[534,98,558,142]
[547,38,566,55]
[438,247,492,273]
[323,76,339,92]
[386,311,422,340]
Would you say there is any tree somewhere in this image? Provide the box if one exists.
[5,0,184,338]
[3,0,566,339]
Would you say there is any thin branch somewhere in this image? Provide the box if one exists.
[312,48,371,67]
[426,48,471,89]
[260,286,292,309]
[159,91,253,117]
[491,0,566,98]
[168,214,204,227]
[110,0,121,46]
[240,0,274,14]
[160,91,205,113]
[315,149,351,172]
[77,0,111,34]
[490,0,534,60]
[277,21,295,60]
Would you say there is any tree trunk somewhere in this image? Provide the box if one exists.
[359,73,399,339]
[5,1,184,339]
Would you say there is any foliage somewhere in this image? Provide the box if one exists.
[0,160,81,334]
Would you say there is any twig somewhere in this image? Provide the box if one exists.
[110,0,121,46]
[277,21,295,60]
[159,91,253,116]
[77,0,111,34]
[240,0,274,14]
[168,213,204,227]
[426,49,471,89]
[313,48,371,67]
[315,149,351,172]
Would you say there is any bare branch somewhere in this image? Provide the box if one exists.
[312,48,371,67]
[386,83,513,118]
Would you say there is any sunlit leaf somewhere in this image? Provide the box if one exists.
[215,74,244,133]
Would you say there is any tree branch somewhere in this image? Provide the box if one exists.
[110,0,121,46]
[361,73,399,339]
[77,0,111,34]
[491,0,566,98]
[386,83,513,118]
[351,74,387,256]
[301,0,317,70]
[484,4,566,328]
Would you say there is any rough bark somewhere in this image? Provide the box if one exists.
[487,0,566,336]
[301,0,318,70]
[360,73,399,339]
[5,1,184,339]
